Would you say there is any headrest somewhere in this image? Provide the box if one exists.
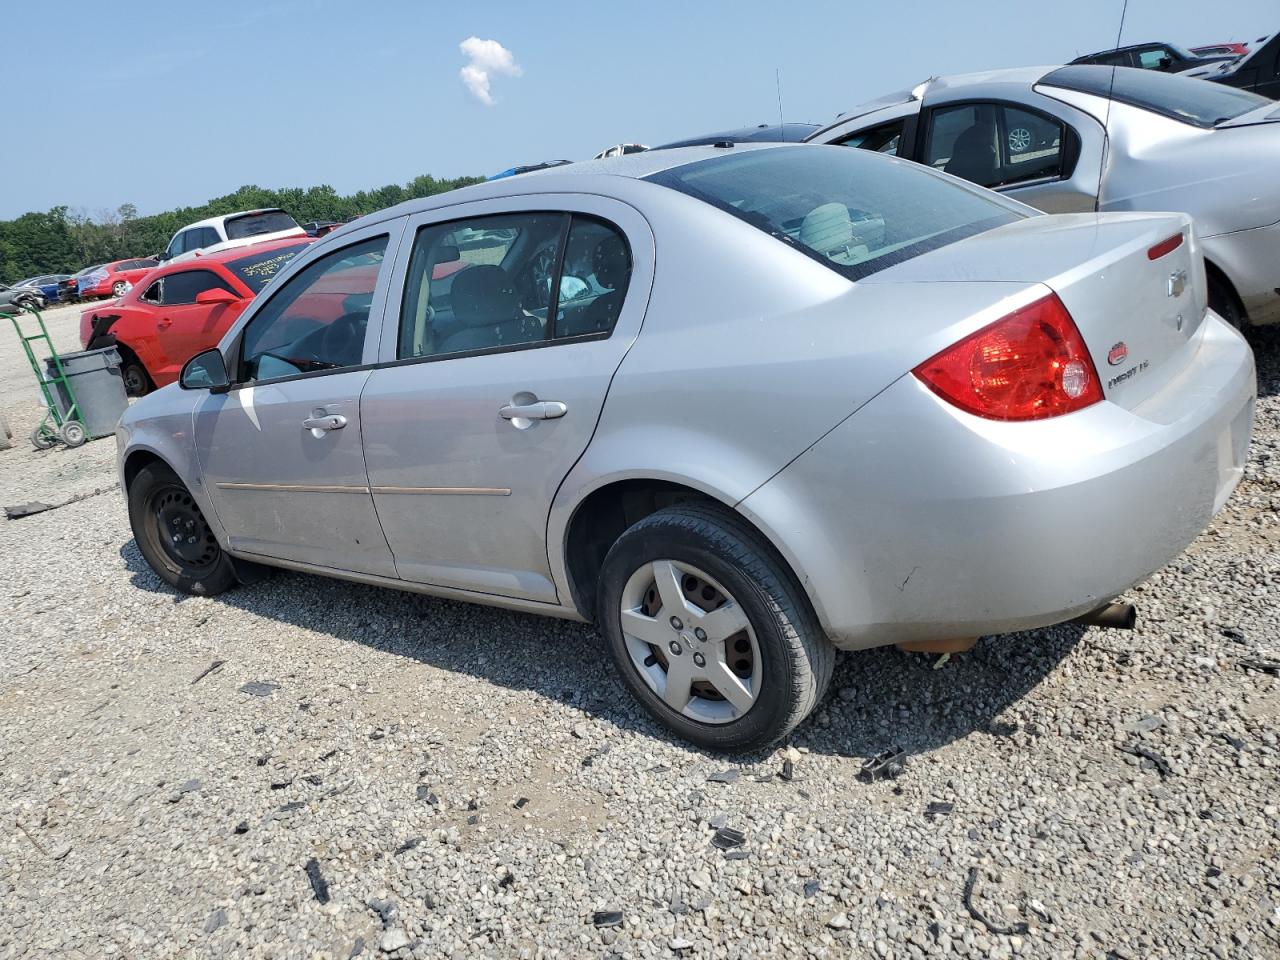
[799,203,854,256]
[450,264,520,327]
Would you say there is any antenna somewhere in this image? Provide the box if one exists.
[1097,0,1130,213]
[775,68,785,131]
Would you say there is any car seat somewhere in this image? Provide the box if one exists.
[944,118,1000,186]
[437,264,540,354]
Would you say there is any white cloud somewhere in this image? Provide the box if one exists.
[458,37,522,106]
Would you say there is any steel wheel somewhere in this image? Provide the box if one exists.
[619,559,761,724]
[122,362,150,396]
[150,484,220,573]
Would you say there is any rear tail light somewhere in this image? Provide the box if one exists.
[913,292,1103,421]
[1147,233,1184,261]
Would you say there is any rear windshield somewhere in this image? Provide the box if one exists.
[1039,65,1270,127]
[225,242,311,293]
[225,210,300,240]
[645,146,1023,281]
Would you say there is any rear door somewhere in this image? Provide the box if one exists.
[193,221,405,575]
[361,195,654,602]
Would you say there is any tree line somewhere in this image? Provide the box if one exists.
[0,173,485,282]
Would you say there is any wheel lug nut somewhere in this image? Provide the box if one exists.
[669,617,683,631]
[693,652,706,667]
[668,640,683,656]
[694,628,707,642]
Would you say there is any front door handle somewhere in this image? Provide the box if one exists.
[499,400,567,421]
[302,414,347,432]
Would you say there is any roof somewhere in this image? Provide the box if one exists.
[179,208,289,231]
[348,144,794,231]
[653,122,819,149]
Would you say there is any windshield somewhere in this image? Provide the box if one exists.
[224,210,300,240]
[645,146,1023,281]
[1039,65,1270,127]
[224,242,311,293]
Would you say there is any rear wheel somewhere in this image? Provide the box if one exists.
[597,502,834,752]
[128,462,236,596]
[112,281,128,298]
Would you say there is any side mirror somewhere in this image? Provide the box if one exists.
[195,287,240,306]
[180,348,231,393]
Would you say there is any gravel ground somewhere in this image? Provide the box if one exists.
[0,315,1277,960]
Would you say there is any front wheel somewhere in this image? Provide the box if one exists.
[128,462,237,596]
[597,503,834,752]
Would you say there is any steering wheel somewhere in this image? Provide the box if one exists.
[319,312,365,367]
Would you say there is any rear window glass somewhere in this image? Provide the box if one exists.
[645,146,1023,281]
[225,242,311,293]
[225,210,300,240]
[1039,65,1270,127]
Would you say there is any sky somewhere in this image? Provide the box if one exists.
[1,0,1274,220]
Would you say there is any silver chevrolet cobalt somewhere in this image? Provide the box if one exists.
[118,145,1255,750]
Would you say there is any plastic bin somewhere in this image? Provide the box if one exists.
[43,346,129,440]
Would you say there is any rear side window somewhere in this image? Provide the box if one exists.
[923,102,1067,189]
[162,270,237,305]
[646,146,1023,281]
[1040,64,1270,126]
[835,120,905,153]
[225,211,299,240]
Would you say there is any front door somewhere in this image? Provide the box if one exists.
[361,199,652,602]
[194,226,403,575]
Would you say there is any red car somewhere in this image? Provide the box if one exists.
[80,238,314,395]
[1190,42,1250,58]
[80,257,162,299]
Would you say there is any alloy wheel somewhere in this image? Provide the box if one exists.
[619,559,761,724]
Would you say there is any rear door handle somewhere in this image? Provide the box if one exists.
[302,414,347,433]
[157,318,172,330]
[499,401,567,421]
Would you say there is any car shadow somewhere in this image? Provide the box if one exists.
[119,538,1090,762]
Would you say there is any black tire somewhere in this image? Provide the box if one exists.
[121,359,152,397]
[128,462,236,596]
[597,502,834,752]
[1208,275,1246,330]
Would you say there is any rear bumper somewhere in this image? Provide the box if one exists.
[1202,221,1280,325]
[739,313,1256,650]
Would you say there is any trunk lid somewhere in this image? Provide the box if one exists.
[864,212,1205,411]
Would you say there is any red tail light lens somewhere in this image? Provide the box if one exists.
[1147,233,1184,261]
[913,292,1103,421]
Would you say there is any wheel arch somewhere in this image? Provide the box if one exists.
[1203,256,1248,325]
[557,475,822,627]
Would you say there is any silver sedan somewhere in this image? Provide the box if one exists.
[807,65,1280,328]
[117,144,1255,750]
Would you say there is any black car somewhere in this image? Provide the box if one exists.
[57,264,104,303]
[1070,41,1230,73]
[1193,32,1280,99]
[652,122,819,150]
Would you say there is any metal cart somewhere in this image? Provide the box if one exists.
[2,305,88,449]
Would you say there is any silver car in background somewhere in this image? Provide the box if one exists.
[117,145,1255,751]
[807,65,1280,327]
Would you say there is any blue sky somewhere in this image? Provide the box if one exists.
[2,0,1273,220]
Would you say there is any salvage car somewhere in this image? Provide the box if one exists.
[162,209,307,263]
[58,265,104,303]
[79,257,161,299]
[117,145,1255,750]
[1189,31,1280,98]
[807,65,1280,326]
[10,275,70,304]
[0,282,42,312]
[81,238,313,395]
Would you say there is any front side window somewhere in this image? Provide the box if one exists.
[397,213,566,360]
[161,270,237,305]
[924,102,1066,189]
[646,146,1022,281]
[1137,48,1173,70]
[835,120,905,154]
[240,235,388,382]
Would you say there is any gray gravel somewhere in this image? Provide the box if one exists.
[1,319,1278,960]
